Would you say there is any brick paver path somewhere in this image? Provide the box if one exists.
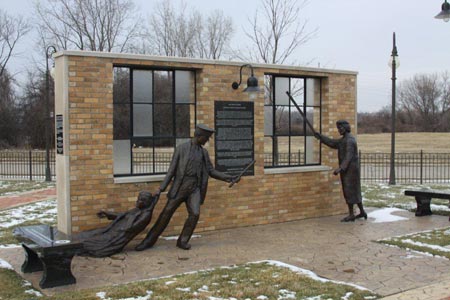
[0,187,56,210]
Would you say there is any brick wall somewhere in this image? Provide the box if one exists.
[55,52,357,236]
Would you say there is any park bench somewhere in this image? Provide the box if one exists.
[13,224,83,288]
[404,189,450,221]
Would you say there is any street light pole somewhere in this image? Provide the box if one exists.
[45,45,57,182]
[389,33,399,185]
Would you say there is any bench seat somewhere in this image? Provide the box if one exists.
[13,224,83,288]
[404,189,450,221]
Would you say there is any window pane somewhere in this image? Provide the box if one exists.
[113,104,130,139]
[113,68,130,103]
[132,139,153,174]
[154,138,175,173]
[305,136,320,164]
[133,70,152,103]
[175,71,195,103]
[175,104,191,137]
[290,109,304,136]
[305,107,316,136]
[275,77,289,105]
[264,75,274,105]
[264,106,273,136]
[291,136,305,165]
[264,136,273,167]
[274,136,290,166]
[290,78,304,103]
[154,71,173,103]
[154,103,173,136]
[306,78,320,106]
[113,140,131,174]
[133,104,152,136]
[274,106,289,135]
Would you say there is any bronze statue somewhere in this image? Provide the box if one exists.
[314,120,367,222]
[135,124,238,251]
[74,191,157,257]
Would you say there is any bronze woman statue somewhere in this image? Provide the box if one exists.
[314,120,367,222]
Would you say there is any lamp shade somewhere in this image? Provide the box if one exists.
[435,0,450,22]
[388,56,400,69]
[243,75,260,93]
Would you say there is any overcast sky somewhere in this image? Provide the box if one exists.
[2,0,449,112]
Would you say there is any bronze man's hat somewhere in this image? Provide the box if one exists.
[195,124,215,137]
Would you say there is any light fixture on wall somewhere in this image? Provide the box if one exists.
[435,0,450,22]
[231,64,260,93]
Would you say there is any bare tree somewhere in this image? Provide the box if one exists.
[398,72,450,132]
[0,9,31,77]
[146,1,233,59]
[242,0,317,65]
[35,0,142,52]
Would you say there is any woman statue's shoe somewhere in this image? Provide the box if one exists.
[355,212,368,220]
[340,215,356,222]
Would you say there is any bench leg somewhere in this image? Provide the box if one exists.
[39,254,76,288]
[21,244,43,273]
[415,196,432,216]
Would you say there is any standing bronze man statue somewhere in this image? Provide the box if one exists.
[314,120,367,222]
[136,124,238,251]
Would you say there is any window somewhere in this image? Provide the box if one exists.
[113,67,196,176]
[264,75,322,168]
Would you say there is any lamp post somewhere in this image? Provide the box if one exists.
[388,33,399,185]
[435,0,450,22]
[45,45,57,182]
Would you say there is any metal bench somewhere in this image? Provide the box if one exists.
[13,224,83,288]
[404,189,450,221]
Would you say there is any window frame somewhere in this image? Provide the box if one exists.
[113,65,197,177]
[264,73,323,169]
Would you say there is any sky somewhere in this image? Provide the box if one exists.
[2,0,450,112]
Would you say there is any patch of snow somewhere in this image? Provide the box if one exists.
[161,234,201,240]
[430,204,450,211]
[257,296,269,300]
[278,289,296,299]
[257,260,371,291]
[368,207,409,223]
[175,287,191,292]
[96,292,109,300]
[0,258,13,269]
[341,292,353,300]
[198,285,209,292]
[116,291,153,300]
[0,199,56,228]
[228,280,237,284]
[165,280,176,285]
[25,289,43,297]
[0,244,20,249]
[402,239,450,252]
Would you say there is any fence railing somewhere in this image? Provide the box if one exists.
[0,150,56,181]
[360,151,450,184]
[2,150,450,184]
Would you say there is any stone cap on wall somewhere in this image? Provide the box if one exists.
[54,50,358,76]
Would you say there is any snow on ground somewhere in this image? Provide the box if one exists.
[368,207,409,223]
[0,199,56,228]
[0,258,13,269]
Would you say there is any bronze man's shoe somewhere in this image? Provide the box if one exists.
[135,241,154,251]
[340,215,356,222]
[355,212,368,220]
[176,242,191,250]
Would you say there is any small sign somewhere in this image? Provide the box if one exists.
[56,115,63,154]
[214,101,254,176]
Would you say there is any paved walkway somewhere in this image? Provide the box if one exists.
[0,187,56,210]
[1,196,450,299]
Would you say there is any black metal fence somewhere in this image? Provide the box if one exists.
[0,150,56,181]
[2,150,450,184]
[360,151,450,184]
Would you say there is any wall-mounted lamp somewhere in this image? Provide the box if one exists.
[231,64,260,93]
[435,0,450,22]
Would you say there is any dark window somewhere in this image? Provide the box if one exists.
[264,75,322,168]
[113,67,196,176]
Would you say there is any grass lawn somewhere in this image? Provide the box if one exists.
[0,261,378,300]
